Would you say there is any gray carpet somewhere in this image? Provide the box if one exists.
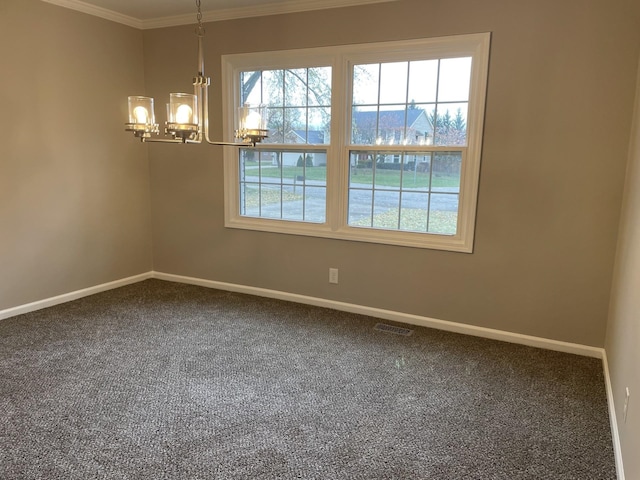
[0,279,615,479]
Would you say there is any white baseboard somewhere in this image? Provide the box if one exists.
[152,271,604,359]
[0,272,153,321]
[602,351,625,480]
[1,269,606,360]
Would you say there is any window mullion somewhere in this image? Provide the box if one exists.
[326,53,347,233]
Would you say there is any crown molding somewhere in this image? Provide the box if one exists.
[42,0,397,30]
[41,0,143,29]
[143,0,397,29]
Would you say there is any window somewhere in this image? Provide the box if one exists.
[237,66,331,223]
[223,33,490,252]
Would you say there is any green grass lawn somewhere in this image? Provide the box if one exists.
[249,165,459,189]
[350,168,459,189]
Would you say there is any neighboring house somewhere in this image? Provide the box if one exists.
[352,108,433,168]
[289,129,326,145]
[278,129,328,166]
[352,108,433,147]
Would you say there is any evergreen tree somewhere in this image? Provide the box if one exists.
[429,108,466,146]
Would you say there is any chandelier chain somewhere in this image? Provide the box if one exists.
[195,0,205,36]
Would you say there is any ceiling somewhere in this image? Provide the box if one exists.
[42,0,398,29]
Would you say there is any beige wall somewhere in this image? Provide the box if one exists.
[0,0,152,310]
[145,0,640,347]
[606,61,640,478]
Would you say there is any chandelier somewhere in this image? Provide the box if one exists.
[125,0,268,146]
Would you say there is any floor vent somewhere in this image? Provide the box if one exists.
[374,323,414,336]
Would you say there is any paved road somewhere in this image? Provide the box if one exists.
[240,175,459,225]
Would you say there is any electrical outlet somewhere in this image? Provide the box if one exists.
[624,387,630,423]
[329,268,339,284]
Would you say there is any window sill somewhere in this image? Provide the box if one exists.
[224,216,474,252]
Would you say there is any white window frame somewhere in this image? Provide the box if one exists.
[222,33,490,252]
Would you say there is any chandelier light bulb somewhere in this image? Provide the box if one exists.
[244,111,262,130]
[133,106,149,124]
[176,104,193,124]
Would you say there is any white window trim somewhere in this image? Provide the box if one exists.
[222,33,490,252]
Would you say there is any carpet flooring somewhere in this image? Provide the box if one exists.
[0,279,615,479]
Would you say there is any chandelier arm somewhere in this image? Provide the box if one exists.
[197,80,252,146]
[194,81,204,144]
[141,138,185,144]
[201,75,215,145]
[205,140,254,146]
